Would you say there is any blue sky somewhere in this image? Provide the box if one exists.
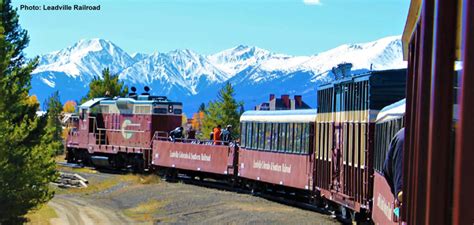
[13,0,409,57]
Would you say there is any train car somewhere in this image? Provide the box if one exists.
[66,88,182,170]
[151,138,238,179]
[314,68,406,218]
[372,99,405,224]
[239,109,317,192]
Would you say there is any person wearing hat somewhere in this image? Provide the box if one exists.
[221,124,232,145]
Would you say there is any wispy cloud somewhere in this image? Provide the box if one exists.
[303,0,322,5]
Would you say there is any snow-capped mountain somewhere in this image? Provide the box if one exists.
[31,35,406,114]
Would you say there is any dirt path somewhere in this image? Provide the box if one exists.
[48,196,133,225]
[41,168,340,225]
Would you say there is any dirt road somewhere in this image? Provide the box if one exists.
[48,196,133,225]
[38,168,340,225]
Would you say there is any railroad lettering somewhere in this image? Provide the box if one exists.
[253,160,291,174]
[169,151,211,162]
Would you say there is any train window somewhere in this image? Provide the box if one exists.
[294,123,302,154]
[278,123,287,152]
[252,122,258,149]
[272,123,279,151]
[173,109,182,114]
[153,108,167,114]
[241,122,246,148]
[265,123,272,151]
[287,123,294,153]
[258,123,265,150]
[247,122,253,148]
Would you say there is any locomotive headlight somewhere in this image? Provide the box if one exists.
[168,105,173,113]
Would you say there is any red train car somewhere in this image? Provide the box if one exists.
[372,99,405,224]
[238,110,317,191]
[66,90,182,170]
[151,139,238,178]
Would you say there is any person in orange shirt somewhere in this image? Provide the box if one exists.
[213,125,222,145]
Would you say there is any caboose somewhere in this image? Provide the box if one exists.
[66,87,182,171]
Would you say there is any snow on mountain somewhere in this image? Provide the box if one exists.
[35,39,135,80]
[119,49,228,96]
[208,45,273,75]
[31,36,406,114]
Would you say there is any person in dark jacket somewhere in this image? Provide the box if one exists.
[383,128,405,203]
[220,125,232,144]
[169,127,184,141]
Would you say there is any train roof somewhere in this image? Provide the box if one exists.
[80,96,182,109]
[240,109,318,123]
[376,98,406,123]
[80,98,109,109]
[318,68,407,90]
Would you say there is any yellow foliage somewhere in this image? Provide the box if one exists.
[191,111,205,131]
[62,100,76,113]
[25,95,40,110]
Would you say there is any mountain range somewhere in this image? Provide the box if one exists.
[31,36,406,115]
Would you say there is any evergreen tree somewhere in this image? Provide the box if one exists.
[0,0,57,223]
[44,91,64,155]
[200,82,243,140]
[198,103,206,112]
[81,67,128,102]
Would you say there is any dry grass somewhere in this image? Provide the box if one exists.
[26,203,58,225]
[56,165,98,174]
[123,199,169,222]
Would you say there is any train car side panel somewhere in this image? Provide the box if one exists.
[152,141,236,175]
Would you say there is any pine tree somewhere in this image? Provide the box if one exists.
[81,67,128,102]
[198,103,206,112]
[44,91,64,155]
[0,0,57,223]
[200,82,243,140]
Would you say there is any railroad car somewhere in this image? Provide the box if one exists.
[66,87,182,170]
[372,99,405,224]
[315,68,407,218]
[151,138,238,180]
[239,109,317,192]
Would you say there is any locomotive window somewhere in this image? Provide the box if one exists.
[265,123,272,151]
[272,123,279,152]
[240,122,246,148]
[153,108,167,114]
[173,109,182,114]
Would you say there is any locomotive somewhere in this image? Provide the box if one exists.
[65,68,407,224]
[65,87,183,171]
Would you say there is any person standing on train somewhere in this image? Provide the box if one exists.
[221,125,232,145]
[213,125,222,145]
[169,126,184,142]
[382,127,405,217]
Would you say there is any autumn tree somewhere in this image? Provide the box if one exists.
[63,100,77,113]
[81,67,128,102]
[0,0,57,223]
[199,82,243,140]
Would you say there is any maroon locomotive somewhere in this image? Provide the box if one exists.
[65,87,182,171]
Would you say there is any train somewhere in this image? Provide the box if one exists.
[65,68,407,224]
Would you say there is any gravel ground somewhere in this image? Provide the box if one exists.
[50,168,341,225]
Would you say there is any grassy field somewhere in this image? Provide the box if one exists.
[26,203,58,225]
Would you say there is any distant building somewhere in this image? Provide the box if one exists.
[255,94,311,111]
